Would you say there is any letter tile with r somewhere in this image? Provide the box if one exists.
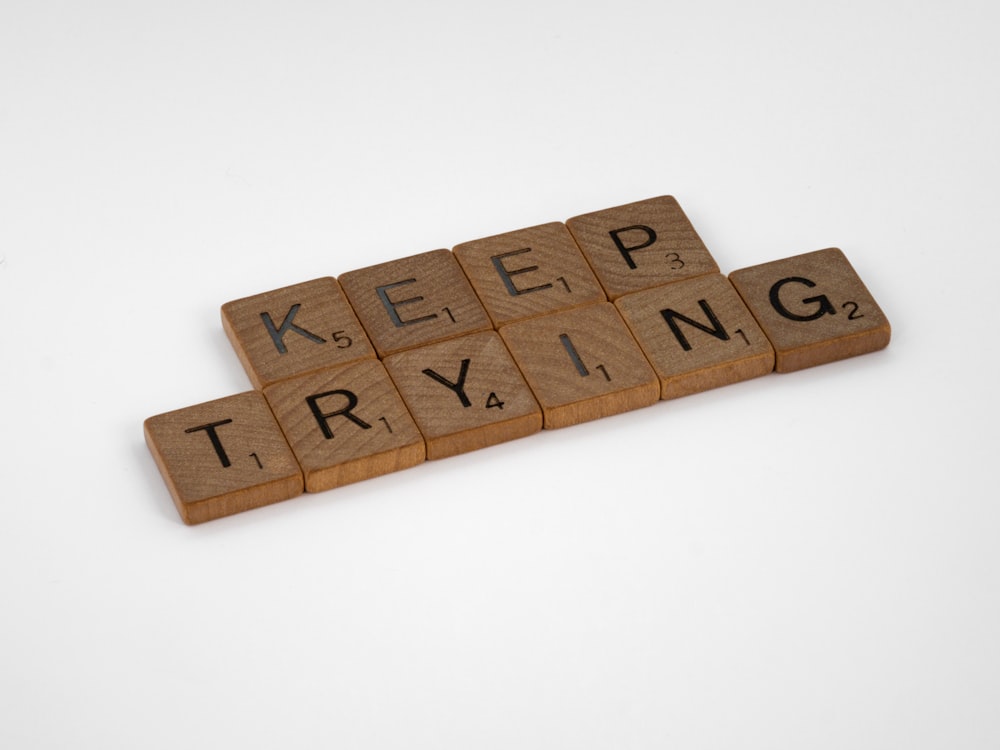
[453,222,606,326]
[263,359,425,492]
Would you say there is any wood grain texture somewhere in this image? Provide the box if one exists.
[144,391,303,524]
[729,248,891,372]
[453,222,606,326]
[565,195,720,300]
[383,331,542,459]
[338,249,492,357]
[615,274,775,399]
[221,277,376,389]
[263,359,425,493]
[498,303,659,429]
[149,202,893,524]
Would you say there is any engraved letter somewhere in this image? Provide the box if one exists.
[306,390,372,439]
[376,279,438,328]
[185,419,234,468]
[608,225,657,269]
[422,358,473,407]
[261,304,326,354]
[659,299,730,351]
[559,333,590,377]
[490,248,553,296]
[769,277,837,322]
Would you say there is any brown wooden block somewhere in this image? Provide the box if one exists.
[263,359,425,493]
[338,249,492,358]
[383,331,542,459]
[615,274,775,400]
[144,391,304,524]
[565,195,720,300]
[729,248,891,372]
[498,303,659,429]
[452,222,606,326]
[221,277,376,389]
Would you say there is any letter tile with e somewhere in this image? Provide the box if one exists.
[338,249,492,358]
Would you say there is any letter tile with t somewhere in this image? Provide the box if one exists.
[498,302,659,429]
[729,248,891,372]
[144,391,304,524]
[565,195,720,300]
[383,331,542,459]
[221,277,377,389]
[453,222,606,326]
[338,249,492,358]
[615,274,775,399]
[262,359,425,492]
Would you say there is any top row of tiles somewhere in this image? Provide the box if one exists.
[222,196,721,388]
[455,194,718,311]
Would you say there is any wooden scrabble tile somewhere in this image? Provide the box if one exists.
[729,248,891,372]
[615,274,775,400]
[498,303,659,429]
[338,249,492,358]
[144,391,304,524]
[452,222,606,326]
[565,195,720,299]
[221,277,376,389]
[263,359,425,493]
[383,331,542,459]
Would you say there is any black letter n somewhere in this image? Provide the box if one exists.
[660,299,730,351]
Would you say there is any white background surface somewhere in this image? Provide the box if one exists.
[2,1,998,748]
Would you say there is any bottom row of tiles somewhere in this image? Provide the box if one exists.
[145,249,891,524]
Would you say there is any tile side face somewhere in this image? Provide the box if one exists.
[144,391,304,524]
[729,248,891,372]
[566,195,720,299]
